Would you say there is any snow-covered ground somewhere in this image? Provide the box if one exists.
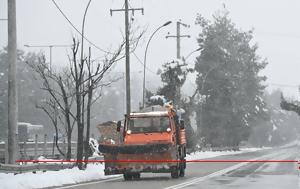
[0,147,270,189]
[0,163,117,189]
[186,147,271,161]
[280,140,300,148]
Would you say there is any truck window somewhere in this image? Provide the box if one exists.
[128,116,170,133]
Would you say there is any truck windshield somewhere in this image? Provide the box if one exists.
[128,116,170,133]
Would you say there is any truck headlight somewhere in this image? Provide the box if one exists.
[167,128,171,132]
[126,130,132,135]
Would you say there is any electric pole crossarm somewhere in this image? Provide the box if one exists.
[178,22,190,28]
[165,35,177,38]
[166,35,190,38]
[110,8,144,16]
[165,21,190,59]
[180,35,190,38]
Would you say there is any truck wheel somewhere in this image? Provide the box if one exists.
[179,167,185,177]
[132,173,141,179]
[123,173,133,181]
[179,160,185,177]
[171,169,179,178]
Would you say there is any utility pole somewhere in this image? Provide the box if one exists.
[7,0,18,164]
[110,0,144,115]
[166,21,190,59]
[166,21,190,107]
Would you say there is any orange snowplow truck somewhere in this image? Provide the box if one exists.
[98,105,187,180]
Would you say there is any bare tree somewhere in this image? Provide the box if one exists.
[71,0,144,169]
[27,56,76,160]
[36,99,66,157]
[69,36,125,169]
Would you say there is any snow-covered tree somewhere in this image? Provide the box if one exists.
[249,90,300,146]
[157,60,192,106]
[147,60,197,149]
[194,11,268,147]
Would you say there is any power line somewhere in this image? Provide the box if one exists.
[50,0,110,54]
[256,31,300,39]
[132,52,157,75]
[267,83,299,88]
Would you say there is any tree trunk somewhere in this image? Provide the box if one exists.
[66,130,72,160]
[54,125,65,158]
[65,107,72,160]
[76,85,84,169]
[84,87,93,167]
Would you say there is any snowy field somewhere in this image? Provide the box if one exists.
[0,147,273,189]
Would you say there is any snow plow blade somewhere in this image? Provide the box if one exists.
[98,143,172,154]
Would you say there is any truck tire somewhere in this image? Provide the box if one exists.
[123,173,133,181]
[124,173,140,180]
[179,167,185,177]
[179,160,185,177]
[171,169,179,178]
[132,173,141,179]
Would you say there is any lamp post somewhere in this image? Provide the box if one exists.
[142,21,172,108]
[184,47,202,62]
[24,44,71,70]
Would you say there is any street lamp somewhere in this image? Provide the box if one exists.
[184,47,202,62]
[24,44,71,70]
[142,21,172,108]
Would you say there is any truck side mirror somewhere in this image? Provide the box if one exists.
[117,121,121,132]
[180,120,185,129]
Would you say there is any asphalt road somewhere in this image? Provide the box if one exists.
[54,145,299,189]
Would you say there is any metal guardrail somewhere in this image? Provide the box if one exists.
[0,140,77,163]
[0,156,104,174]
[0,163,75,174]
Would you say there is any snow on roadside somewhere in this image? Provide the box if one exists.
[0,163,117,189]
[186,147,271,161]
[280,140,300,148]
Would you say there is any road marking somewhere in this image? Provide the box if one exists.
[164,162,250,189]
[54,176,122,189]
[164,151,285,189]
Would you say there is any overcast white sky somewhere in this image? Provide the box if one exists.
[1,0,300,98]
